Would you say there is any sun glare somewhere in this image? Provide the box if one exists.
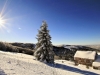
[0,15,6,29]
[0,0,10,32]
[0,17,5,25]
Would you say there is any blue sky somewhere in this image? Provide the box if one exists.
[0,0,100,45]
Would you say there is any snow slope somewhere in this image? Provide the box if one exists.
[0,51,100,75]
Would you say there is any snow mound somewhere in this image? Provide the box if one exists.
[93,53,100,67]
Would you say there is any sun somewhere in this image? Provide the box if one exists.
[0,17,5,25]
[0,15,8,32]
[0,0,12,33]
[0,0,9,30]
[0,16,6,29]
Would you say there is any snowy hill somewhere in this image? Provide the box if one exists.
[0,51,100,75]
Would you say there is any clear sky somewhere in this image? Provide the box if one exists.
[0,0,100,45]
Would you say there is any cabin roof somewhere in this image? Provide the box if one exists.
[74,51,96,60]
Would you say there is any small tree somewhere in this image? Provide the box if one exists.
[34,21,54,63]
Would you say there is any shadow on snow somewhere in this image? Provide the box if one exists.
[46,63,99,75]
[0,68,7,75]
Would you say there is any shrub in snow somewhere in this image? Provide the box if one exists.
[0,41,34,55]
[10,42,35,49]
[0,42,18,52]
[0,42,7,51]
[34,21,54,63]
[17,47,33,55]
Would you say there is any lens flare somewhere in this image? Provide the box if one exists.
[0,12,9,33]
[0,0,10,32]
[0,16,5,26]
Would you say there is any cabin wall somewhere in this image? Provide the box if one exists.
[93,66,100,70]
[74,57,94,66]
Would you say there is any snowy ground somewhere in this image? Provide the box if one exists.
[0,51,100,75]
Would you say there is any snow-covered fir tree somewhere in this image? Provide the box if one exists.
[34,21,54,63]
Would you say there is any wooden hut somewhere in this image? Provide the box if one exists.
[74,51,97,66]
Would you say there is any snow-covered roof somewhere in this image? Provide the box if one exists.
[93,53,100,67]
[74,51,96,60]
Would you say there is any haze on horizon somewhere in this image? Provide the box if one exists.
[0,0,100,45]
